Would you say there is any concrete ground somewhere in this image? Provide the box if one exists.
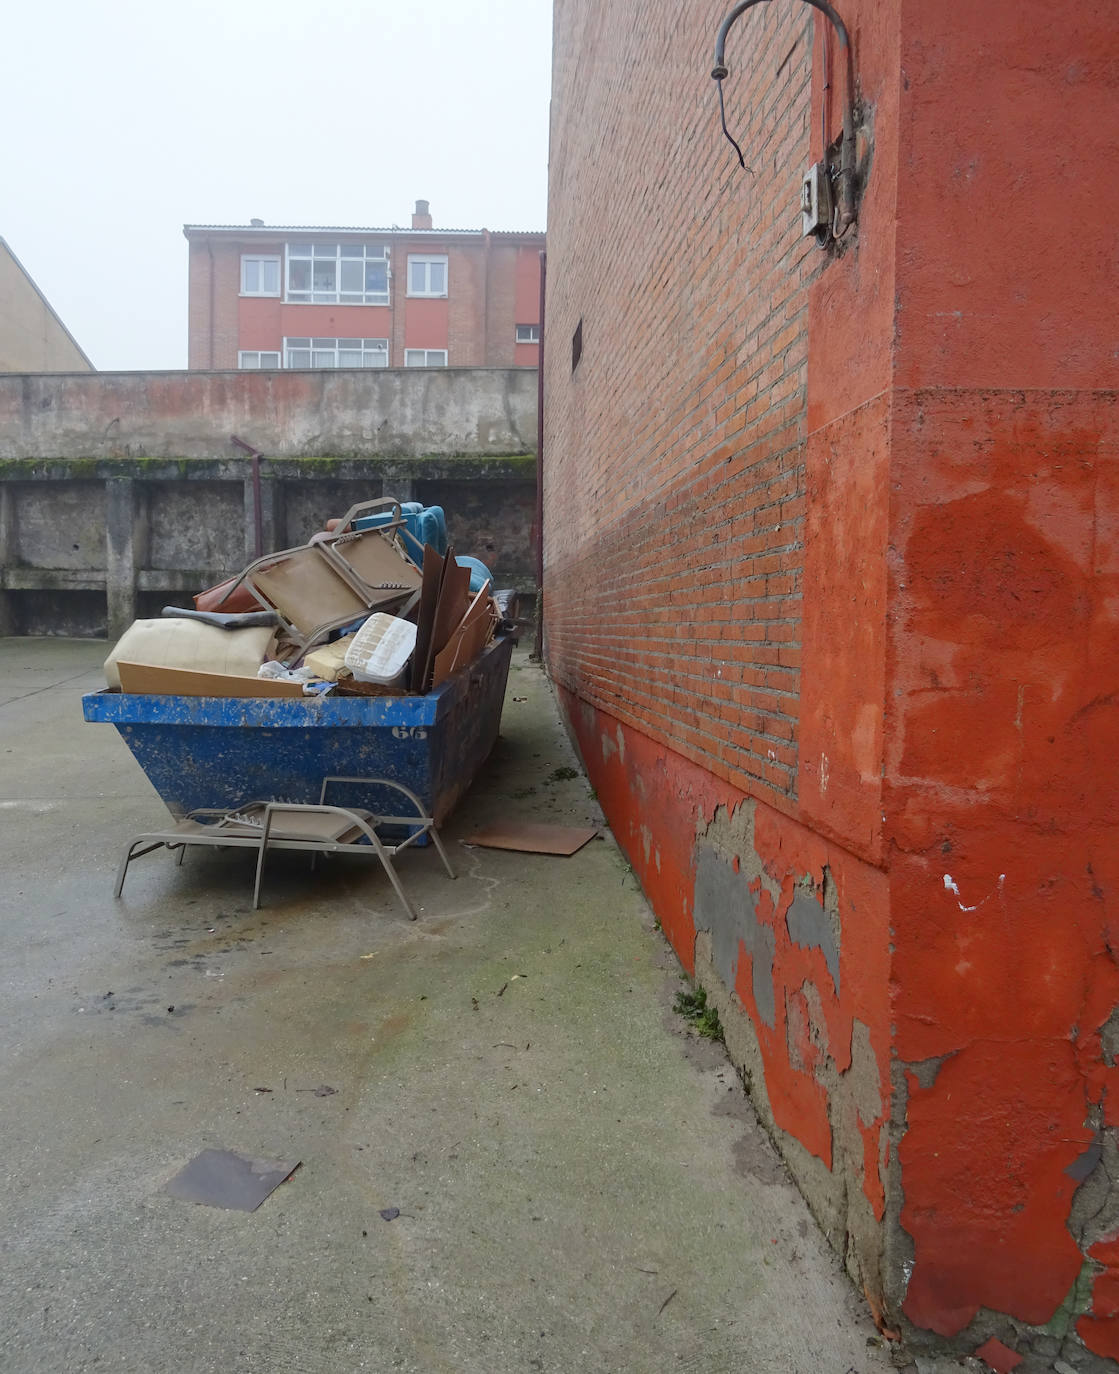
[0,638,905,1374]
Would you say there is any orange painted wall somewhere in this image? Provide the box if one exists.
[881,1,1119,1349]
[546,0,1119,1359]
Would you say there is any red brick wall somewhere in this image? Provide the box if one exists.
[545,0,819,806]
[512,245,541,367]
[443,240,484,365]
[484,240,517,367]
[187,240,240,368]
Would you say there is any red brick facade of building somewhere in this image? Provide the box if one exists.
[185,203,543,372]
[545,0,1119,1363]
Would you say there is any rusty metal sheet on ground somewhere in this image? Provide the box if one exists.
[162,1149,300,1211]
[464,823,598,856]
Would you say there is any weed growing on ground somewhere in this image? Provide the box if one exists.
[547,766,579,783]
[673,984,724,1041]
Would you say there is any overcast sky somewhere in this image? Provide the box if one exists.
[3,0,553,372]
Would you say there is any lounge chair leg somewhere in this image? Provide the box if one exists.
[176,845,186,867]
[380,857,418,921]
[429,826,456,880]
[115,842,139,898]
[252,838,268,910]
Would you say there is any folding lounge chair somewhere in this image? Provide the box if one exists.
[115,777,455,919]
[215,500,423,658]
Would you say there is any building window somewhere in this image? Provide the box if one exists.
[238,350,281,368]
[404,349,448,367]
[407,255,448,298]
[286,243,390,305]
[240,256,280,297]
[515,324,540,344]
[284,337,389,368]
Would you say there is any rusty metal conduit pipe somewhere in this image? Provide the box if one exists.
[231,434,264,560]
[712,0,857,234]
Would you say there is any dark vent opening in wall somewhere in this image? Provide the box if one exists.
[571,319,583,373]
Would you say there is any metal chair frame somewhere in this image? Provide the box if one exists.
[114,776,455,920]
[214,501,421,657]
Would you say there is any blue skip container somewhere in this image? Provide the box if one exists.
[82,636,513,825]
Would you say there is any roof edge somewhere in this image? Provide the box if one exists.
[183,224,545,240]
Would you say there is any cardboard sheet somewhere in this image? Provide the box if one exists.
[463,823,599,856]
[162,1149,300,1211]
[117,662,305,698]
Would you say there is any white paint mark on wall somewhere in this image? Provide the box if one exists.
[820,754,830,794]
[943,873,1006,912]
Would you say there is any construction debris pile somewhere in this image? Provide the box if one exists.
[104,499,515,699]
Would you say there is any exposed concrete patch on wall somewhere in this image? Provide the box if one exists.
[698,799,781,902]
[886,1065,1119,1371]
[695,931,847,1244]
[787,881,841,995]
[694,927,889,1321]
[1099,1008,1119,1068]
[906,1054,954,1092]
[818,1018,888,1301]
[687,796,894,1320]
[694,846,775,1028]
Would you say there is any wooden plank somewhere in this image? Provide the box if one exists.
[116,662,305,698]
[410,545,445,692]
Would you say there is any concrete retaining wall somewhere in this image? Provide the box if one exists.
[0,367,537,637]
[0,367,537,460]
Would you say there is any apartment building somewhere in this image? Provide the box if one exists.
[184,201,543,371]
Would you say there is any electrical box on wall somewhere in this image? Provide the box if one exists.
[800,161,833,239]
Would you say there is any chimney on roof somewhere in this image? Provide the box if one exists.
[412,199,433,230]
[250,218,264,227]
